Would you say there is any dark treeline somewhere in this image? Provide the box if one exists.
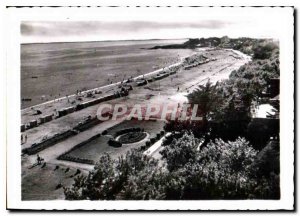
[150,36,278,57]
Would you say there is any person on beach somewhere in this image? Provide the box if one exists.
[37,154,41,165]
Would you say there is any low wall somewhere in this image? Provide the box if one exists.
[154,73,169,80]
[56,155,94,165]
[73,117,102,132]
[22,129,77,155]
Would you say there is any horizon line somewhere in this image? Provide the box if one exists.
[21,38,190,45]
[20,36,274,45]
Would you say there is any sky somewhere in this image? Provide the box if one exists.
[20,7,285,43]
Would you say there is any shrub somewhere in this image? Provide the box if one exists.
[253,42,277,60]
[115,127,142,137]
[55,183,63,190]
[156,133,161,140]
[74,169,81,176]
[102,130,108,135]
[108,139,122,147]
[118,132,147,144]
[145,141,151,147]
[150,138,156,144]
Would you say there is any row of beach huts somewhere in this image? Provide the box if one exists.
[21,88,130,132]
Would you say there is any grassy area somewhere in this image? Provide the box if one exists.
[21,156,87,200]
[66,120,164,161]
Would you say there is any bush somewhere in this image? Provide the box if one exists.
[160,130,165,136]
[253,42,277,60]
[102,130,108,135]
[74,169,81,176]
[115,127,142,137]
[145,141,151,147]
[108,139,122,148]
[156,133,161,140]
[150,138,156,144]
[118,132,147,144]
[55,183,63,190]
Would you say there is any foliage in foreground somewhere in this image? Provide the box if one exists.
[64,133,279,200]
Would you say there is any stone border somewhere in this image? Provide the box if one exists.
[116,132,150,145]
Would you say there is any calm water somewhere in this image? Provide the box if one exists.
[21,39,191,108]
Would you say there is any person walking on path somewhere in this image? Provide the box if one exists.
[37,154,41,165]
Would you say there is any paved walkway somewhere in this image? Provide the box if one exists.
[143,132,171,157]
[25,119,124,171]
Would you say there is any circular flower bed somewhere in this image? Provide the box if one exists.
[117,131,147,144]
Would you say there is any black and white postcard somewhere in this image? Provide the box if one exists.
[4,6,294,210]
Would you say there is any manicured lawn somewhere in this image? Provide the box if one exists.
[66,120,165,161]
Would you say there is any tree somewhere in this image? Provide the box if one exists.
[253,42,278,60]
[180,137,259,199]
[64,150,164,200]
[187,81,220,122]
[160,132,199,171]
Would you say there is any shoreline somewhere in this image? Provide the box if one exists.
[21,53,195,113]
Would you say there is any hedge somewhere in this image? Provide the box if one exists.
[114,127,143,137]
[57,155,94,165]
[118,132,147,144]
[108,139,122,148]
[22,130,77,155]
[73,117,102,132]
